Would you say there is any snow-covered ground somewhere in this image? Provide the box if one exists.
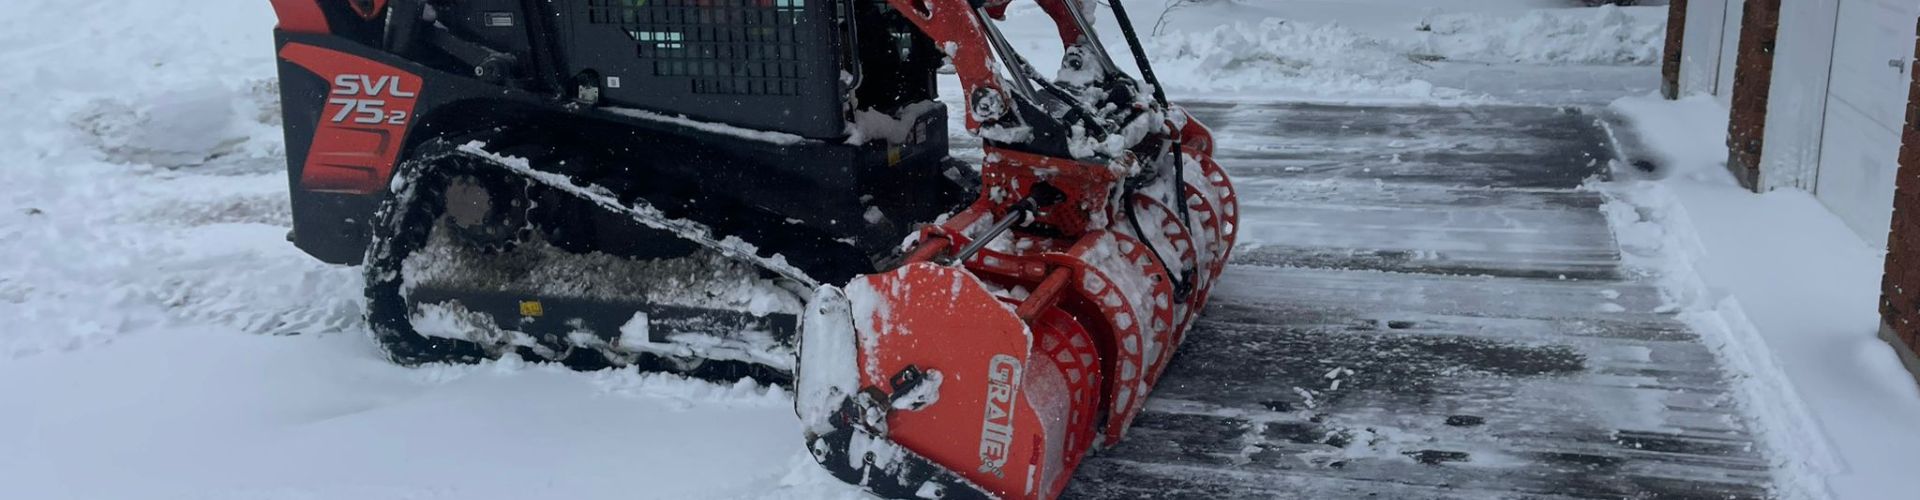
[0,2,854,498]
[1603,95,1920,500]
[0,332,856,499]
[29,1,1897,499]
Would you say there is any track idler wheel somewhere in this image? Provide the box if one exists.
[440,173,529,254]
[365,154,505,366]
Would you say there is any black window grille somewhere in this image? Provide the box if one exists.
[585,0,810,96]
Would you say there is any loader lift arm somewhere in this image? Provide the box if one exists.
[796,1,1239,499]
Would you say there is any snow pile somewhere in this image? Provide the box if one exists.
[1144,18,1441,98]
[1413,6,1666,65]
[981,1,1666,102]
[1101,5,1664,98]
[1601,95,1920,500]
[1609,95,1733,181]
[69,80,283,169]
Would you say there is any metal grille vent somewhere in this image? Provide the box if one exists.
[585,0,811,96]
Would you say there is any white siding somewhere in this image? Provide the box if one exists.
[1757,0,1842,191]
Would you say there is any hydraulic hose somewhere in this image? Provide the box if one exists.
[1109,0,1196,303]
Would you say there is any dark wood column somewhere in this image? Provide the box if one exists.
[1879,17,1920,377]
[1662,0,1688,100]
[1725,0,1780,190]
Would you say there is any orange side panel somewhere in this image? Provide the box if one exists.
[269,0,331,34]
[279,43,423,194]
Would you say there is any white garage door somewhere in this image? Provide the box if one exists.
[1817,0,1920,247]
[1759,0,1844,191]
[1681,0,1730,96]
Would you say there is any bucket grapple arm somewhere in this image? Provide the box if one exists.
[796,1,1239,498]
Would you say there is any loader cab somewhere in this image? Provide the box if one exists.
[275,0,966,266]
[416,0,946,141]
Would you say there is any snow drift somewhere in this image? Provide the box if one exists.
[1413,6,1666,65]
[1146,18,1438,97]
[1131,5,1665,97]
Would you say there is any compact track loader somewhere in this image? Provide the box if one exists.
[268,0,1236,497]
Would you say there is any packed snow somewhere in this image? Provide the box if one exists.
[9,0,1908,499]
[796,286,858,434]
[403,225,800,317]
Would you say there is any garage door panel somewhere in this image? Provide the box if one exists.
[1815,0,1918,247]
[1817,102,1902,246]
[1829,0,1919,132]
[1681,0,1730,96]
[1759,0,1843,190]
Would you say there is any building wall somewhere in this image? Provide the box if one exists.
[1878,18,1920,366]
[1693,0,1913,248]
[1667,0,1920,363]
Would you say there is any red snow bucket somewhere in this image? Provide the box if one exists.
[797,105,1236,499]
[835,263,1103,499]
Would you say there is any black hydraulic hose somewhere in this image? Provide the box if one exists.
[1109,0,1196,302]
[1124,184,1193,302]
[1106,0,1187,206]
[1104,0,1167,106]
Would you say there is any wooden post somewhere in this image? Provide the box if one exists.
[1725,0,1780,190]
[1878,17,1920,382]
[1662,0,1689,100]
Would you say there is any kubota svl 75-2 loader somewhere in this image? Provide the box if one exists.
[267,0,1236,497]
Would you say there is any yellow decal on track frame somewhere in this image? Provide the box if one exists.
[519,300,544,317]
